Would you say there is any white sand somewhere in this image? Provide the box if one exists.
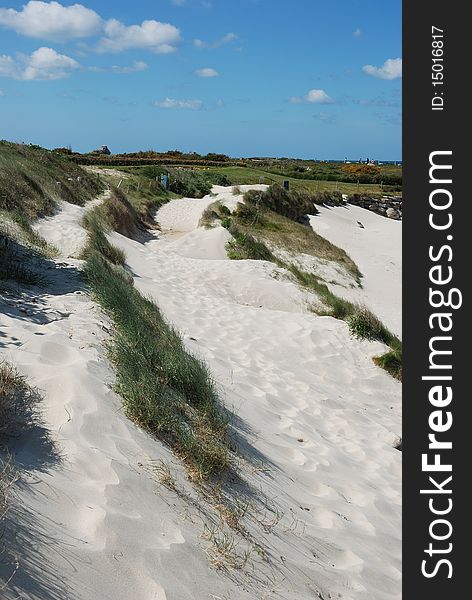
[32,189,110,259]
[1,187,401,600]
[309,205,402,336]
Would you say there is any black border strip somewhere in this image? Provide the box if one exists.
[403,2,468,596]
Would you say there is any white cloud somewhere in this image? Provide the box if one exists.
[111,61,148,74]
[0,46,80,80]
[193,32,237,49]
[0,1,102,41]
[90,61,148,74]
[98,18,181,54]
[353,28,362,38]
[155,97,203,110]
[290,89,333,104]
[0,2,182,55]
[363,58,402,80]
[195,67,219,77]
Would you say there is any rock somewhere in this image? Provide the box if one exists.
[386,207,400,219]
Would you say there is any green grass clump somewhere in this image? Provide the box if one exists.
[84,187,142,238]
[225,222,276,262]
[83,252,229,478]
[0,362,36,437]
[374,350,402,381]
[348,307,402,381]
[81,223,126,266]
[199,201,231,228]
[244,184,317,223]
[347,306,399,348]
[81,187,143,266]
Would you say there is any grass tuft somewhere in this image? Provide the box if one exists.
[199,201,231,229]
[373,350,402,381]
[0,362,37,437]
[83,248,229,479]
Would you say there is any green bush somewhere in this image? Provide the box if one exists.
[244,185,318,222]
[312,190,344,206]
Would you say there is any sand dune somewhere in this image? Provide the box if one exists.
[309,204,402,336]
[1,187,401,599]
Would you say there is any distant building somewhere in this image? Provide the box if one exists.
[91,145,111,155]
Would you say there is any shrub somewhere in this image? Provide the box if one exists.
[244,185,317,222]
[312,190,344,206]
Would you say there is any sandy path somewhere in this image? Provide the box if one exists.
[309,205,402,336]
[33,189,111,259]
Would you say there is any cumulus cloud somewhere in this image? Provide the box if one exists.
[0,46,80,80]
[0,1,102,41]
[193,32,237,49]
[98,18,181,54]
[155,97,203,109]
[363,58,402,80]
[195,67,219,77]
[0,2,182,55]
[289,89,333,104]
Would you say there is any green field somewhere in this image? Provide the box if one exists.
[189,166,401,196]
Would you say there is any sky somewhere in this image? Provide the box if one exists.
[0,0,402,159]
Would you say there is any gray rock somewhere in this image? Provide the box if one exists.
[386,207,400,219]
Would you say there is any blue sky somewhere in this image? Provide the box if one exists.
[0,0,402,159]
